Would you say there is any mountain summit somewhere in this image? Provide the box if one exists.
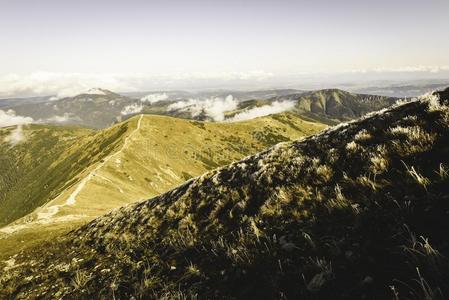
[1,88,449,299]
[80,88,114,96]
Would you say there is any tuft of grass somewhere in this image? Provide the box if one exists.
[71,270,91,290]
[403,162,430,190]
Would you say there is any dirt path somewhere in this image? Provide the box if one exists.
[50,114,143,210]
[0,115,144,234]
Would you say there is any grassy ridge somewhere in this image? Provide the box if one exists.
[0,125,93,226]
[0,112,326,260]
[1,90,448,299]
[0,122,131,226]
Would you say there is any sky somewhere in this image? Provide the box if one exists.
[1,0,449,97]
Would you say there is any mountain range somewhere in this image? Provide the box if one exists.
[1,88,399,128]
[1,88,448,299]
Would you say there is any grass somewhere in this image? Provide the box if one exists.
[1,90,448,299]
[0,112,326,261]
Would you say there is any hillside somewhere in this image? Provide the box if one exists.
[0,123,130,226]
[3,88,398,128]
[279,88,397,121]
[0,112,326,257]
[1,89,448,299]
[6,89,138,128]
[2,89,304,128]
[222,89,398,125]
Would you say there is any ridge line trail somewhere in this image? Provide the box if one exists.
[0,115,144,234]
[37,115,143,218]
[65,114,143,205]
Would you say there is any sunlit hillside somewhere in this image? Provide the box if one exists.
[2,88,448,299]
[0,112,326,258]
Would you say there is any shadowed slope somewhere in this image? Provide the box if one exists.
[1,89,449,299]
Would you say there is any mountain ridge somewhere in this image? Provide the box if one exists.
[0,112,326,260]
[3,88,399,128]
[2,88,448,299]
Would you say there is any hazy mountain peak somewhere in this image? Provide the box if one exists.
[80,88,115,96]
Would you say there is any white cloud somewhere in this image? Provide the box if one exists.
[83,88,107,95]
[3,125,26,146]
[140,93,169,104]
[228,101,296,122]
[44,113,80,123]
[167,95,238,121]
[345,65,449,74]
[0,72,135,99]
[0,109,34,127]
[121,103,143,115]
[170,70,274,81]
[0,71,276,98]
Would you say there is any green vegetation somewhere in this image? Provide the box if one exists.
[1,89,448,299]
[0,125,92,226]
[222,89,397,124]
[0,112,325,259]
[0,123,131,227]
[291,88,397,120]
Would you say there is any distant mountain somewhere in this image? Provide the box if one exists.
[3,89,305,128]
[2,88,399,128]
[291,89,398,120]
[352,82,449,97]
[2,89,449,299]
[3,89,139,128]
[123,89,303,101]
[226,89,398,124]
[0,96,51,108]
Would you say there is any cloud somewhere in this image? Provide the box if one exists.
[3,125,26,146]
[121,103,143,115]
[343,65,449,74]
[0,109,34,127]
[44,113,81,123]
[0,72,136,99]
[140,93,169,104]
[228,101,296,122]
[167,95,238,121]
[0,71,276,98]
[169,70,274,81]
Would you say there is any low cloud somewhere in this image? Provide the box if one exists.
[167,95,238,121]
[4,125,26,146]
[228,101,296,122]
[0,109,34,127]
[140,93,169,104]
[121,103,143,115]
[45,113,81,123]
[0,71,276,98]
[0,72,135,99]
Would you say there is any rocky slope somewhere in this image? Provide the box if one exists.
[1,89,448,299]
